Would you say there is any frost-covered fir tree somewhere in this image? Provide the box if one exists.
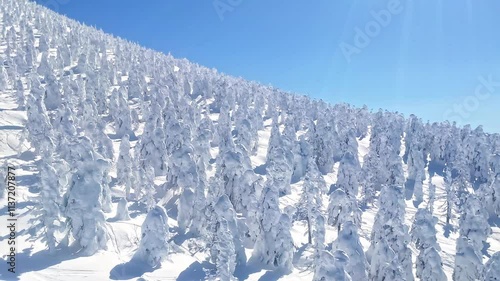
[253,181,293,272]
[312,214,326,263]
[213,195,246,270]
[459,194,491,252]
[369,238,405,281]
[410,208,446,281]
[134,206,169,267]
[368,185,413,281]
[453,237,483,281]
[296,157,325,244]
[327,189,361,233]
[336,151,361,197]
[416,247,446,281]
[114,197,131,221]
[136,165,157,211]
[43,73,62,111]
[210,218,237,281]
[483,252,500,281]
[332,221,368,281]
[313,250,352,281]
[117,134,134,199]
[30,159,63,253]
[407,143,426,204]
[63,137,110,255]
[270,213,294,273]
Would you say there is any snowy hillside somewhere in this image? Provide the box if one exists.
[1,0,500,280]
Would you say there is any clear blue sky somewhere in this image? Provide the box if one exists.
[35,0,500,132]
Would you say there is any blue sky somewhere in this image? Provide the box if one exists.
[36,0,500,132]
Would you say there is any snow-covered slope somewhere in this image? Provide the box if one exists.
[0,0,499,280]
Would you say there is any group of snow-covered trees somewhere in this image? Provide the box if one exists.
[1,0,500,279]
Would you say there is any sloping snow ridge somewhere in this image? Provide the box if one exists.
[0,0,499,280]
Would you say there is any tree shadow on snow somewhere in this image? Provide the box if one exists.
[404,179,415,201]
[488,216,500,227]
[254,164,267,176]
[128,201,148,219]
[482,241,491,258]
[443,223,454,238]
[3,245,86,280]
[257,269,287,281]
[109,257,155,280]
[427,161,445,178]
[176,261,215,281]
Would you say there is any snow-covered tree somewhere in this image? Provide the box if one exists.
[213,195,246,270]
[453,237,483,281]
[296,157,325,244]
[368,185,413,281]
[332,221,368,281]
[327,189,361,233]
[483,252,500,281]
[416,247,446,281]
[410,208,446,281]
[29,159,63,252]
[134,206,169,267]
[457,194,491,264]
[211,218,237,281]
[43,73,62,111]
[369,238,405,281]
[253,182,293,272]
[336,151,361,197]
[313,250,352,281]
[114,197,131,221]
[135,165,157,211]
[63,137,110,255]
[266,146,293,196]
[407,144,426,204]
[117,134,134,199]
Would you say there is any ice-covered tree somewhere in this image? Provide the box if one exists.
[266,145,293,196]
[458,194,491,259]
[407,144,426,203]
[453,237,483,281]
[336,151,361,197]
[29,159,64,252]
[378,257,407,281]
[296,157,325,244]
[253,181,293,272]
[114,197,131,221]
[117,134,134,199]
[416,247,446,281]
[43,73,62,111]
[313,214,326,263]
[270,213,294,273]
[369,238,405,281]
[134,206,169,267]
[313,250,352,281]
[410,208,438,251]
[63,137,110,255]
[327,189,361,234]
[15,78,25,110]
[368,185,413,281]
[332,221,368,281]
[210,218,237,281]
[410,208,446,281]
[483,252,500,281]
[135,165,157,211]
[212,195,246,271]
